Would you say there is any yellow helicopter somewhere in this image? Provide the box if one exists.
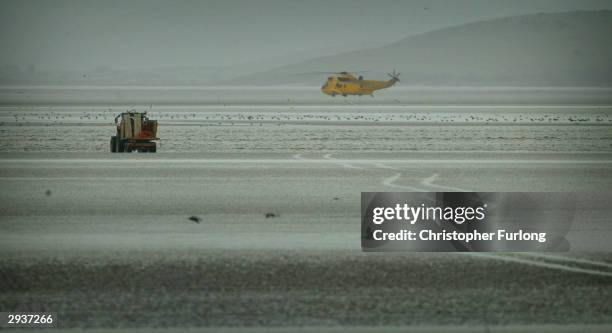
[318,70,400,97]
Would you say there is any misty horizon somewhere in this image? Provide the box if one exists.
[2,0,612,71]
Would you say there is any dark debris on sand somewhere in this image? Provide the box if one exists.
[188,216,201,223]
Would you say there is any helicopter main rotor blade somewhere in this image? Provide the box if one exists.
[293,72,340,75]
[293,70,370,75]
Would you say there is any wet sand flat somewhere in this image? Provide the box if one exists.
[1,152,612,328]
[1,87,612,330]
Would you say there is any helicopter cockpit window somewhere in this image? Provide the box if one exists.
[338,77,350,82]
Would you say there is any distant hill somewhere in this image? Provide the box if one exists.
[227,10,612,86]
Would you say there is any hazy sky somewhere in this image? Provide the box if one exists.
[1,0,611,70]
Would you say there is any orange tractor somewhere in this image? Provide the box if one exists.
[110,111,159,153]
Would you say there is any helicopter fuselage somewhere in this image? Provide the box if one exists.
[321,74,398,96]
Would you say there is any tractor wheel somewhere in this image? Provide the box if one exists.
[118,141,125,153]
[150,143,157,153]
[110,136,117,153]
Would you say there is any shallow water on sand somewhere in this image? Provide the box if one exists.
[1,123,611,153]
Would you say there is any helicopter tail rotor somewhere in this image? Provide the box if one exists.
[387,69,401,83]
